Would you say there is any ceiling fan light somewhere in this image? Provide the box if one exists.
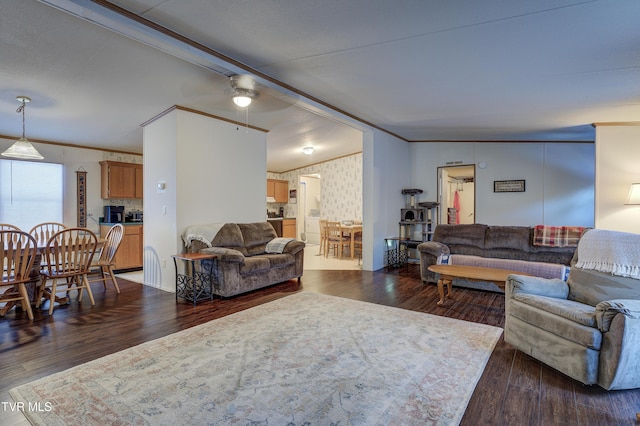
[233,95,252,107]
[2,137,44,160]
[302,146,315,155]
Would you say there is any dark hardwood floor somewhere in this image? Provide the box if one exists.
[1,265,638,425]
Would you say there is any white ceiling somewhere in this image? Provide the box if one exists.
[1,0,639,172]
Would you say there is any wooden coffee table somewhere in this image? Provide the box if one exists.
[428,264,530,306]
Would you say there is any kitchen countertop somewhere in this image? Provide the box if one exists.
[100,221,143,226]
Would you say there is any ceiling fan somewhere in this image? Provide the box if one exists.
[229,74,258,107]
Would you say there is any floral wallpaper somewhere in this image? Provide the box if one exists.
[102,152,144,213]
[268,153,362,221]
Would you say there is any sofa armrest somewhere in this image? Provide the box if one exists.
[417,241,449,258]
[188,240,209,253]
[417,242,449,284]
[200,247,245,263]
[596,299,640,389]
[281,240,305,255]
[506,274,569,299]
[596,299,640,332]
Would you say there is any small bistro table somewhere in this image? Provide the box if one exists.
[172,252,218,306]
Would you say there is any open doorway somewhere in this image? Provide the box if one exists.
[297,174,322,242]
[437,165,475,225]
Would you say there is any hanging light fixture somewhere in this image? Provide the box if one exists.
[230,75,257,108]
[232,89,253,107]
[2,96,44,160]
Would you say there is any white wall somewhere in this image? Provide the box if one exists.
[595,124,640,233]
[142,111,178,289]
[410,142,595,227]
[364,129,411,271]
[143,108,267,292]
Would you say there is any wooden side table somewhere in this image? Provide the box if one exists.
[172,253,218,306]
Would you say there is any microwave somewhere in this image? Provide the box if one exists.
[104,205,124,223]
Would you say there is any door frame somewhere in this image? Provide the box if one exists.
[437,164,476,225]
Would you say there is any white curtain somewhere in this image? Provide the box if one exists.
[0,159,63,231]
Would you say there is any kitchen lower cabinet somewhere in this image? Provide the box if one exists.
[100,223,143,270]
[283,219,296,239]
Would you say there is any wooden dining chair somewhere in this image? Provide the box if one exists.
[0,224,21,231]
[29,222,67,246]
[325,221,350,258]
[87,224,124,293]
[353,226,363,265]
[0,224,23,244]
[0,230,37,320]
[318,219,328,256]
[36,227,98,315]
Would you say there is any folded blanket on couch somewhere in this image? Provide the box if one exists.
[182,223,225,248]
[533,225,585,247]
[265,238,295,254]
[575,229,640,279]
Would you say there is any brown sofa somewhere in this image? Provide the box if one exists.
[184,222,305,297]
[417,224,578,291]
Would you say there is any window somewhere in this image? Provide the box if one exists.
[0,159,63,231]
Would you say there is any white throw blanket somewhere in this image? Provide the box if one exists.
[575,229,640,279]
[182,223,225,248]
[265,237,295,254]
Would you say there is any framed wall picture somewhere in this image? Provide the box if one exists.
[289,189,297,204]
[494,179,525,193]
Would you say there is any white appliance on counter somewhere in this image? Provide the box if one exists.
[305,216,320,244]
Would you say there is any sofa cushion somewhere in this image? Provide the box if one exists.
[262,253,295,268]
[441,254,569,280]
[211,224,248,256]
[513,293,597,328]
[509,297,601,349]
[508,274,569,299]
[239,256,270,275]
[239,223,278,256]
[485,226,530,252]
[433,224,487,248]
[568,267,640,307]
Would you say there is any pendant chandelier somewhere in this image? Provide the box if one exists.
[1,96,44,160]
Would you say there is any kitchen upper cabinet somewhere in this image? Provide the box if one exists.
[267,179,289,203]
[135,165,143,198]
[100,161,143,199]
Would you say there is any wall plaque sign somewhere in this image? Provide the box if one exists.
[494,179,525,193]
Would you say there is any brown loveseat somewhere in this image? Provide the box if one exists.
[183,222,305,297]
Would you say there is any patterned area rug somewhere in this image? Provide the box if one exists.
[10,292,502,425]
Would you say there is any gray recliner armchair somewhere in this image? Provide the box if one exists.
[504,229,640,390]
